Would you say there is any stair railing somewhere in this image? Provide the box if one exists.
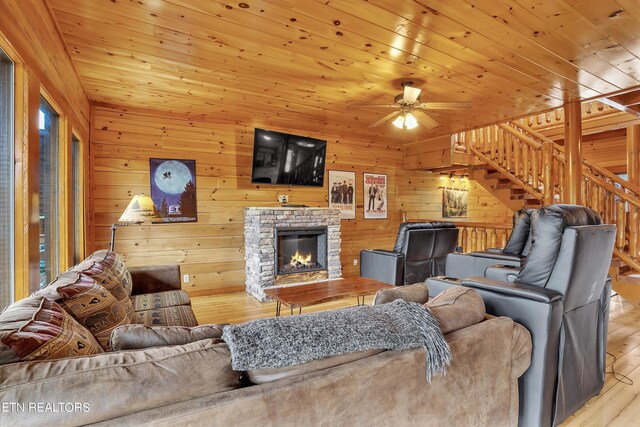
[453,119,640,272]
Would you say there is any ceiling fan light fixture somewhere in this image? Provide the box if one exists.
[404,112,418,129]
[392,115,405,129]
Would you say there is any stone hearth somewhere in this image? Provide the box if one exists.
[244,207,341,301]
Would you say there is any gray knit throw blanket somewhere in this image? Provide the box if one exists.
[222,299,452,382]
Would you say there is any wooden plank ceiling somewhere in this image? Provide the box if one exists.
[46,0,640,139]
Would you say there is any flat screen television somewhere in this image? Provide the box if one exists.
[251,128,327,187]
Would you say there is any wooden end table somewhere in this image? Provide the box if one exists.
[263,276,394,316]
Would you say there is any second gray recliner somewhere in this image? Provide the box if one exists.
[427,204,614,427]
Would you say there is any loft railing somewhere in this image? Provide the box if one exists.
[517,100,617,130]
[454,221,512,253]
[401,217,512,253]
[453,119,640,272]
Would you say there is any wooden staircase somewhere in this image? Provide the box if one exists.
[453,117,640,304]
[470,165,543,211]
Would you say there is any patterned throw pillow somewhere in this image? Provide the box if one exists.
[72,250,134,323]
[34,272,129,351]
[0,296,103,365]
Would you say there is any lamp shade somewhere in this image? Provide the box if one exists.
[118,194,161,223]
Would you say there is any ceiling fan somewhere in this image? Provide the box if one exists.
[354,81,472,129]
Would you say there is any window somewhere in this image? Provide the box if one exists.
[0,49,14,307]
[39,97,60,288]
[71,134,83,264]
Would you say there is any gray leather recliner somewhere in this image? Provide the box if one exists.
[360,222,458,286]
[427,205,615,427]
[445,209,535,279]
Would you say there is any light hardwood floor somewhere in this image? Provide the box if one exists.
[191,292,640,426]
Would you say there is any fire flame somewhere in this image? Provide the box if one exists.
[290,250,313,266]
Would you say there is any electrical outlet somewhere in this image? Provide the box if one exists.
[183,274,190,283]
[278,194,289,203]
[353,258,358,266]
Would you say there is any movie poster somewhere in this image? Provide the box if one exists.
[363,173,388,219]
[149,158,197,223]
[328,170,356,220]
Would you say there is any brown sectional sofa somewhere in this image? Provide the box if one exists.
[1,253,532,426]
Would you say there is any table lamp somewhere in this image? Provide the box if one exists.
[110,193,161,252]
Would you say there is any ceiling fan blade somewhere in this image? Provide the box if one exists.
[351,104,399,108]
[403,86,421,103]
[368,111,400,128]
[419,101,472,110]
[412,110,440,129]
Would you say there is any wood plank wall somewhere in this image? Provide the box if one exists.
[398,171,512,222]
[91,105,511,296]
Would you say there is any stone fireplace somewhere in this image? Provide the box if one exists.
[244,207,341,301]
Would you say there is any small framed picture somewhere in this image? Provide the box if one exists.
[363,173,387,219]
[328,170,356,220]
[442,188,468,218]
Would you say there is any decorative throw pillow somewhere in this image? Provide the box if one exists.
[0,296,103,365]
[72,250,134,323]
[425,287,485,334]
[34,272,129,351]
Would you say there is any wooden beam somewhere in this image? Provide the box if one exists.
[628,125,640,187]
[564,101,583,205]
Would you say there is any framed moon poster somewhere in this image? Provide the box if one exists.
[149,158,197,223]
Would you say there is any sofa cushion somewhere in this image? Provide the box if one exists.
[72,250,134,322]
[111,324,225,351]
[33,272,130,351]
[373,283,429,305]
[426,287,485,334]
[247,349,383,384]
[133,305,198,327]
[0,340,241,426]
[131,290,191,311]
[0,297,103,365]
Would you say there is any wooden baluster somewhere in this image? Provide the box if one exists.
[522,143,529,184]
[500,229,508,248]
[505,132,512,172]
[598,186,605,217]
[536,114,543,126]
[531,148,539,191]
[490,229,498,248]
[630,207,639,260]
[497,127,504,165]
[461,227,469,253]
[514,136,522,179]
[584,178,591,210]
[528,116,534,127]
[479,228,487,251]
[542,141,553,205]
[545,111,551,124]
[470,228,478,252]
[482,126,491,153]
[616,202,627,253]
[489,126,496,159]
[558,164,565,203]
[602,191,611,224]
[554,109,562,123]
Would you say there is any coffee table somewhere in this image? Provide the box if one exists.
[264,276,394,316]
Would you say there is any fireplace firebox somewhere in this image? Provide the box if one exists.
[276,227,328,275]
